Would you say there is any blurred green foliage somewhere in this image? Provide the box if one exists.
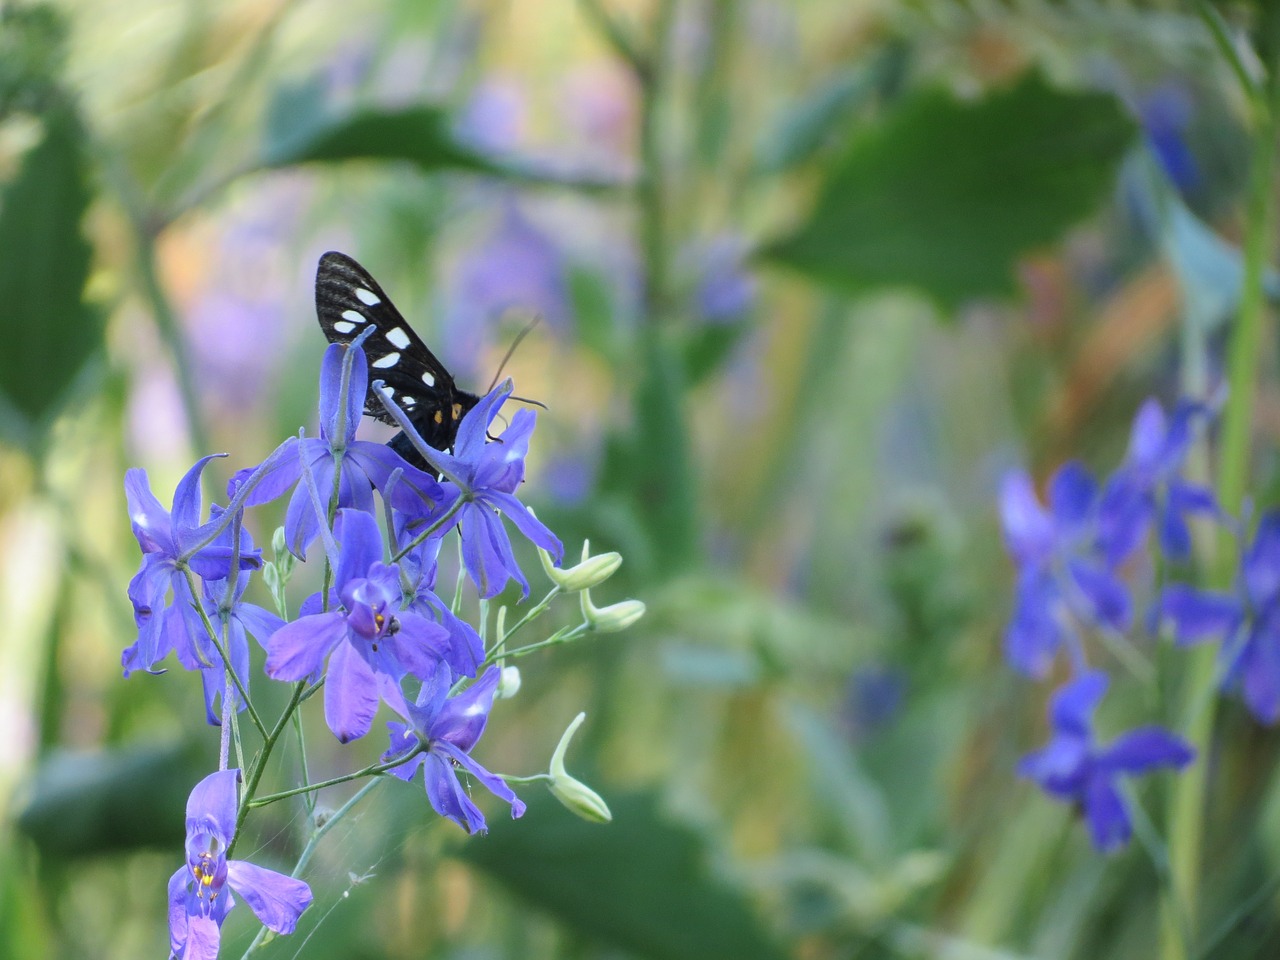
[1,1,1278,959]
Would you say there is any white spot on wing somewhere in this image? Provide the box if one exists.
[421,371,436,387]
[379,384,395,397]
[341,310,365,325]
[401,395,416,406]
[355,288,381,306]
[386,327,411,349]
[372,352,400,369]
[333,321,356,334]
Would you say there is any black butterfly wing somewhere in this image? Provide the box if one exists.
[315,252,479,459]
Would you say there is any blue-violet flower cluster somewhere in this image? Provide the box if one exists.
[121,334,633,957]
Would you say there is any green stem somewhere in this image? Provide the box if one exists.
[1162,58,1280,960]
[238,778,384,960]
[228,680,307,856]
[248,745,423,807]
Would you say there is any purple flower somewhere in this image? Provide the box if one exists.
[264,509,450,742]
[394,521,484,678]
[190,512,284,725]
[409,381,563,598]
[1139,83,1199,194]
[1160,512,1280,723]
[123,455,262,676]
[444,202,572,363]
[1099,397,1218,563]
[1018,671,1194,852]
[381,665,525,834]
[1000,463,1132,678]
[692,235,757,324]
[229,342,443,558]
[168,769,312,960]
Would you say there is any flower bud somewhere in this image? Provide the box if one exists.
[534,516,623,592]
[497,665,522,699]
[581,588,646,633]
[548,713,612,824]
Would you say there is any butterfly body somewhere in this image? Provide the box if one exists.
[315,251,479,473]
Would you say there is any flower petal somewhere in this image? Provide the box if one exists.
[998,470,1053,564]
[1083,772,1132,853]
[422,752,488,833]
[1157,584,1240,646]
[319,342,365,446]
[171,454,225,533]
[1098,726,1194,774]
[324,639,381,742]
[226,859,313,934]
[1048,461,1097,530]
[1050,670,1109,738]
[185,769,240,842]
[264,613,347,682]
[334,509,385,592]
[1245,512,1280,608]
[228,437,302,507]
[388,612,450,680]
[125,468,178,556]
[488,489,563,561]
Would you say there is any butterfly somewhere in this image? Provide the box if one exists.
[315,251,480,474]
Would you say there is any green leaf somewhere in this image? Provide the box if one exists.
[14,741,208,858]
[0,107,98,436]
[459,791,786,960]
[762,71,1136,309]
[261,85,494,174]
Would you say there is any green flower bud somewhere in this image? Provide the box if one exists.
[581,588,646,633]
[497,664,522,699]
[548,713,612,824]
[533,513,623,592]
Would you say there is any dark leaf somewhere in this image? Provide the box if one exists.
[762,71,1136,309]
[15,741,208,858]
[0,107,98,436]
[262,86,494,174]
[459,790,786,960]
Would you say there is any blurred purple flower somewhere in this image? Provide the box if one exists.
[381,664,525,834]
[1139,83,1198,193]
[1099,397,1218,563]
[444,202,572,363]
[1160,512,1280,723]
[693,235,757,324]
[999,463,1132,678]
[168,769,312,960]
[264,510,450,743]
[1018,671,1194,852]
[454,77,528,154]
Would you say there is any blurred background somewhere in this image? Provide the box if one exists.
[1,0,1275,957]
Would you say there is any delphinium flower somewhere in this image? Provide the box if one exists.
[264,509,453,742]
[399,379,563,598]
[188,509,283,725]
[168,769,312,959]
[123,455,262,676]
[1099,397,1218,563]
[1018,671,1194,852]
[999,462,1131,678]
[1160,512,1280,723]
[228,342,443,558]
[393,516,484,678]
[381,663,525,834]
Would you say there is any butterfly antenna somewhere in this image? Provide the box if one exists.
[510,395,548,410]
[486,315,543,394]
